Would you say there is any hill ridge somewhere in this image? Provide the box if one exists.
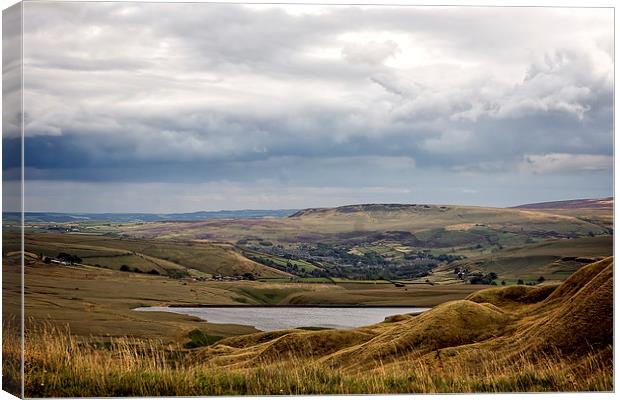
[512,197,613,210]
[289,203,447,217]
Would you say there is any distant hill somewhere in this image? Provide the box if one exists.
[4,209,299,223]
[512,197,613,210]
[289,203,433,218]
[125,202,611,247]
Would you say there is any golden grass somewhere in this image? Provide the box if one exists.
[4,257,613,396]
[3,319,611,397]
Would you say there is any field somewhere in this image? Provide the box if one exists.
[436,235,613,281]
[6,232,289,279]
[4,257,613,396]
[3,254,488,341]
[3,201,614,396]
[110,203,612,281]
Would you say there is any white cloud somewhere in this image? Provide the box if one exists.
[342,39,401,65]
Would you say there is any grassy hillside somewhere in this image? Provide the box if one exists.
[438,235,612,280]
[200,258,611,367]
[18,202,612,282]
[9,232,290,279]
[2,255,485,341]
[5,257,612,395]
[513,197,613,210]
[120,203,611,246]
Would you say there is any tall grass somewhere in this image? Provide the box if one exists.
[2,317,22,396]
[6,321,613,397]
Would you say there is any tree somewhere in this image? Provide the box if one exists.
[501,280,506,286]
[537,276,546,283]
[57,252,82,264]
[120,265,130,272]
[243,272,256,281]
[517,279,524,285]
[488,272,498,280]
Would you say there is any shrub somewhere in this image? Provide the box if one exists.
[470,272,499,285]
[243,272,256,281]
[57,252,82,264]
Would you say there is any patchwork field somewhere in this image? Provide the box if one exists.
[436,235,613,281]
[5,232,289,279]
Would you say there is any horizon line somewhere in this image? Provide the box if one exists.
[4,196,613,215]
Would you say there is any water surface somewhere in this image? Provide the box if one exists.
[134,306,429,331]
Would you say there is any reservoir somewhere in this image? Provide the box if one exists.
[134,306,430,331]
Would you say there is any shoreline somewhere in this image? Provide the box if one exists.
[165,303,433,308]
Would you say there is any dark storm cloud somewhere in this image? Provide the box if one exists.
[11,3,614,211]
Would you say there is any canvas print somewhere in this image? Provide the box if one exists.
[2,2,614,397]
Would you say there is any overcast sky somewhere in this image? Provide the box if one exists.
[3,3,614,212]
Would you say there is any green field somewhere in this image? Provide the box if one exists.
[441,235,613,280]
[241,248,321,272]
[11,233,290,279]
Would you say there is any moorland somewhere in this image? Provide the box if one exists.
[2,198,614,395]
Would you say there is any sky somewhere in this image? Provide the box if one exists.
[2,3,614,213]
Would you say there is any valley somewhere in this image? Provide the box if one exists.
[3,199,613,395]
[12,201,613,285]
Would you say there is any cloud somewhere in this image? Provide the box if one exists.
[6,3,613,210]
[342,40,400,65]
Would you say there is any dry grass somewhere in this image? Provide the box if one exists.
[5,320,612,397]
[4,257,613,396]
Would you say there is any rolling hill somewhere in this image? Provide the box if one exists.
[512,197,613,210]
[121,203,611,247]
[435,235,613,281]
[12,232,291,279]
[199,257,613,383]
